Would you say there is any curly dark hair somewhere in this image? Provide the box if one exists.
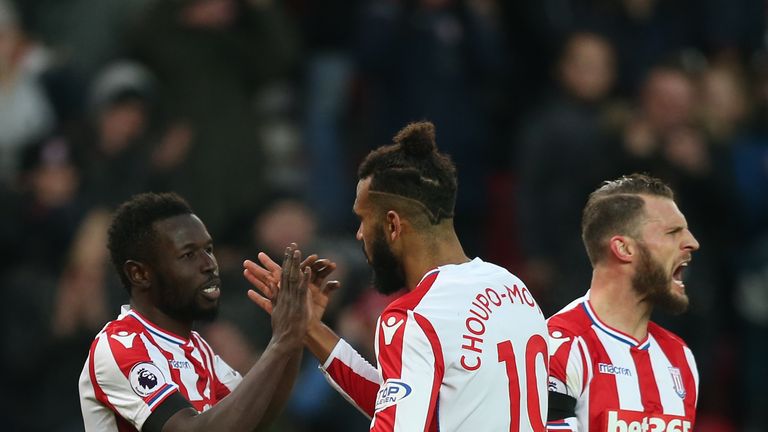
[357,121,458,226]
[581,173,675,265]
[108,192,193,293]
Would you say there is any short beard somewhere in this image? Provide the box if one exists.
[154,274,219,323]
[368,230,406,295]
[631,242,688,315]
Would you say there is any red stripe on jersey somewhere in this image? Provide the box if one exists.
[374,309,407,431]
[105,327,152,378]
[630,348,662,412]
[89,335,119,413]
[388,270,439,311]
[374,270,440,431]
[138,327,190,403]
[650,324,697,421]
[187,336,212,402]
[325,357,380,415]
[578,340,589,395]
[196,333,231,401]
[413,312,445,432]
[586,332,620,421]
[547,332,571,384]
[88,335,141,432]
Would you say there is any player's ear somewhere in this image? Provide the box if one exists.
[125,260,151,290]
[608,236,634,263]
[385,210,402,242]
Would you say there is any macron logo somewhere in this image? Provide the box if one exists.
[381,316,404,345]
[598,363,633,377]
[548,330,571,355]
[111,331,137,349]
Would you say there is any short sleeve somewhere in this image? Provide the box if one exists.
[548,326,587,398]
[371,309,444,432]
[85,329,180,429]
[546,326,586,431]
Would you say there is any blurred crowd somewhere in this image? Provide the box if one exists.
[0,0,766,431]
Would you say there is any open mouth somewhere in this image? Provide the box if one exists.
[201,280,221,301]
[672,261,689,288]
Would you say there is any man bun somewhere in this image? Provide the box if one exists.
[394,121,436,157]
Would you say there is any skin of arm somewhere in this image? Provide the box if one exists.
[161,247,311,432]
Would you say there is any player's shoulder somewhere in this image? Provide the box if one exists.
[87,314,147,356]
[547,297,592,338]
[380,301,411,320]
[101,314,144,337]
[648,321,689,348]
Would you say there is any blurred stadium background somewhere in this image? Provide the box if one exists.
[0,0,766,430]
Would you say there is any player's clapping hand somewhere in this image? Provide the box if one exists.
[263,245,310,348]
[244,243,340,325]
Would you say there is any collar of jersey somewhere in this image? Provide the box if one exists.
[415,257,482,287]
[581,299,650,350]
[124,307,189,345]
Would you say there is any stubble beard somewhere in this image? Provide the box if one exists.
[154,273,219,323]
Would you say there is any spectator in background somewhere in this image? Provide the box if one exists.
[515,32,622,314]
[0,0,56,184]
[698,62,751,147]
[356,0,506,254]
[293,0,362,234]
[731,53,768,432]
[129,0,299,238]
[78,61,156,208]
[0,136,90,431]
[11,0,151,82]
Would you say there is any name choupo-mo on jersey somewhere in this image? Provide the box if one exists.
[319,258,550,431]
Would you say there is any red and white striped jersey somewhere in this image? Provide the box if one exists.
[78,306,242,431]
[320,258,549,431]
[546,293,699,432]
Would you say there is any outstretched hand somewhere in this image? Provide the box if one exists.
[244,243,340,325]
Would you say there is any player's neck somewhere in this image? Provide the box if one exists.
[403,230,469,291]
[589,268,652,342]
[131,300,193,339]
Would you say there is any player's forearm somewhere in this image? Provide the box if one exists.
[255,347,303,431]
[304,321,340,363]
[164,336,300,432]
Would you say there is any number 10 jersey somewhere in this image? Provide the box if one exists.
[320,258,549,431]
